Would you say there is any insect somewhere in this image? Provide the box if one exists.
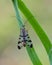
[11,15,33,49]
[17,25,33,49]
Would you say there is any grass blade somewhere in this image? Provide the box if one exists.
[12,0,42,65]
[17,0,52,64]
[17,0,51,53]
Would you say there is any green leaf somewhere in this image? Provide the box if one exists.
[17,0,52,64]
[12,0,42,65]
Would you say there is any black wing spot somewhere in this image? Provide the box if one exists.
[30,44,33,48]
[18,41,21,44]
[17,46,21,49]
[27,36,30,38]
[28,40,32,42]
[19,38,21,39]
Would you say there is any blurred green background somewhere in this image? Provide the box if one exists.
[0,0,52,65]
